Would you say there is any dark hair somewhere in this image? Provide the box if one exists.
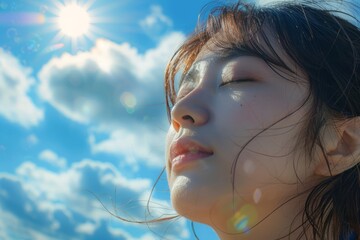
[164,1,360,239]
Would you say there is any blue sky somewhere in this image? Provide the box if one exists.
[0,0,357,239]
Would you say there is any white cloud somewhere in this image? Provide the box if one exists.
[38,32,184,130]
[0,48,43,128]
[141,5,173,28]
[0,208,58,240]
[0,159,187,239]
[38,149,67,168]
[89,127,166,168]
[140,5,173,39]
[76,221,96,235]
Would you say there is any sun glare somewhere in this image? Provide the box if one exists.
[47,0,115,53]
[57,4,90,38]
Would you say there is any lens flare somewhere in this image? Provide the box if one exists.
[0,13,45,25]
[120,92,137,113]
[43,43,65,53]
[243,159,256,174]
[253,188,262,204]
[6,28,18,42]
[228,204,258,233]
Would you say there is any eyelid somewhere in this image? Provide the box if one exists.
[219,78,255,87]
[177,73,199,102]
[175,86,193,103]
[175,92,185,103]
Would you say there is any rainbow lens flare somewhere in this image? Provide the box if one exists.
[228,204,258,233]
[0,13,45,25]
[120,92,137,113]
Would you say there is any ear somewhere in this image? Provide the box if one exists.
[315,117,360,176]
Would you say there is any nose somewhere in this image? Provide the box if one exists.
[170,91,210,132]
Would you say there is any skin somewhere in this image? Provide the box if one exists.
[165,40,327,239]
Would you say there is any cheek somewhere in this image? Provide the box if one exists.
[225,148,305,206]
[220,84,306,126]
[214,92,312,192]
[165,128,176,182]
[214,94,266,140]
[216,88,307,147]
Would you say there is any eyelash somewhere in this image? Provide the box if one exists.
[175,78,254,103]
[219,78,254,87]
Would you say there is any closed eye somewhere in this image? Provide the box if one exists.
[219,78,255,87]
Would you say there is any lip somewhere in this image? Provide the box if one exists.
[170,138,213,171]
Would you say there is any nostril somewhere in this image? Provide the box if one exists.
[172,120,180,132]
[182,115,195,123]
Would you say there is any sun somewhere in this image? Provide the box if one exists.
[45,0,117,53]
[57,4,90,38]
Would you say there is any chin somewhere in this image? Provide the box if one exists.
[169,175,226,224]
[171,193,211,223]
[170,176,232,224]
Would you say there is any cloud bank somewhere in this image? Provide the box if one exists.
[0,159,187,240]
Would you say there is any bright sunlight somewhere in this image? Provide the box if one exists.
[57,4,90,38]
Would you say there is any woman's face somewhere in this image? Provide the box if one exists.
[165,45,319,232]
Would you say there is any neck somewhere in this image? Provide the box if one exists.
[208,192,309,240]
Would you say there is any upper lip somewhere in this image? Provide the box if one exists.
[169,137,214,162]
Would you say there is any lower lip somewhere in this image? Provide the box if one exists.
[171,152,213,171]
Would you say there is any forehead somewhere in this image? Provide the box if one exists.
[191,30,308,82]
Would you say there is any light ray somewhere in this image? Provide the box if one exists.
[0,13,46,25]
